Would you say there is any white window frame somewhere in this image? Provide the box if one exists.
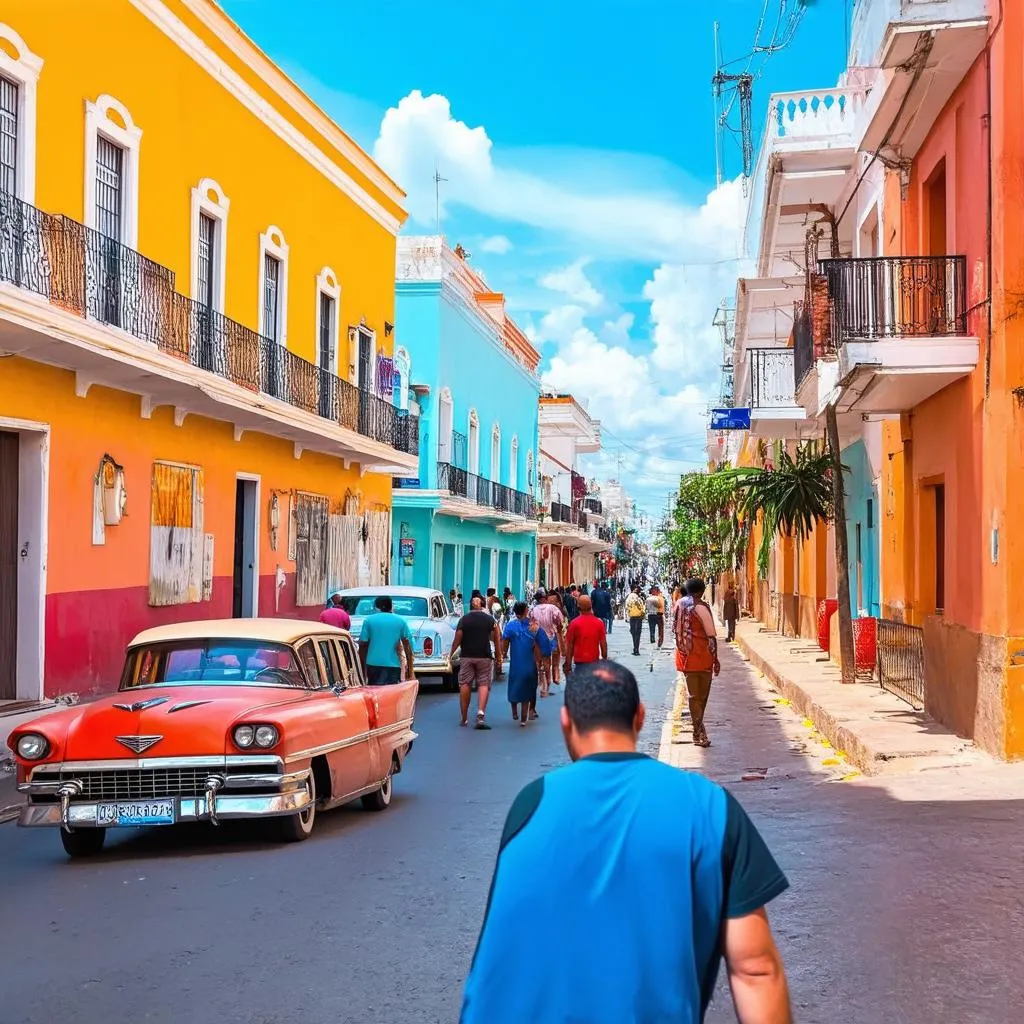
[315,266,341,373]
[437,387,454,464]
[468,409,480,475]
[490,423,501,483]
[258,225,289,345]
[393,345,411,411]
[0,24,42,204]
[351,325,377,390]
[84,94,142,248]
[190,177,229,311]
[509,435,519,490]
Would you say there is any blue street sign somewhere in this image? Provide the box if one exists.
[710,408,751,431]
[392,477,421,488]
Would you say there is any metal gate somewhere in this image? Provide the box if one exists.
[876,619,925,710]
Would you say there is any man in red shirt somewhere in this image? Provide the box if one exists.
[320,594,352,631]
[563,595,608,677]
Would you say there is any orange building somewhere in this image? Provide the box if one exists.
[0,3,416,701]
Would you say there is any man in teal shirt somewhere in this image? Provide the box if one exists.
[358,595,414,685]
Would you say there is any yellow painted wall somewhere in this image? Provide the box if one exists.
[6,0,405,366]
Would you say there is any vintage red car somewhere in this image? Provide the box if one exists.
[7,619,418,858]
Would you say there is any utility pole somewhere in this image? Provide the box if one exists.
[433,165,447,235]
[713,21,723,187]
[826,404,856,684]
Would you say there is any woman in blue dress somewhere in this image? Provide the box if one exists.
[502,601,555,726]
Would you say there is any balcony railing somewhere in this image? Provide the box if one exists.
[0,190,418,455]
[436,462,536,519]
[584,497,603,516]
[793,301,815,391]
[820,256,968,345]
[749,348,796,409]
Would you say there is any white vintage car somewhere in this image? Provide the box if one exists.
[333,586,462,690]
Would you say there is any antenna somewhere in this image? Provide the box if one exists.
[433,165,448,235]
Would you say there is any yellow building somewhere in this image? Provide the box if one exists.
[0,1,415,701]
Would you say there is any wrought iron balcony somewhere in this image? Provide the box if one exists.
[0,190,418,455]
[436,462,536,519]
[584,497,603,516]
[820,256,969,345]
[793,301,814,391]
[749,348,796,409]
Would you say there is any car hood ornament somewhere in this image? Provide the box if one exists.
[113,697,170,713]
[115,735,164,754]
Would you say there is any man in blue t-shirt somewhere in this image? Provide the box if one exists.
[461,660,791,1024]
[358,595,413,685]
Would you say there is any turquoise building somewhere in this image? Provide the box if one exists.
[391,238,540,598]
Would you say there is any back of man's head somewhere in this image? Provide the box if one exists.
[375,595,393,613]
[563,661,641,751]
[685,578,706,598]
[471,596,485,610]
[600,582,608,590]
[577,595,593,614]
[513,600,528,617]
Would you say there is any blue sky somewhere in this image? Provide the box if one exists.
[223,0,848,515]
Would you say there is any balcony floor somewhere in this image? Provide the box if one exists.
[836,336,979,414]
[750,406,815,440]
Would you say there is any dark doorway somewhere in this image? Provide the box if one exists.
[925,161,948,257]
[934,484,946,615]
[357,330,374,437]
[0,430,18,699]
[232,478,258,618]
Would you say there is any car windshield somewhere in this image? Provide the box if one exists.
[120,640,306,689]
[340,595,429,618]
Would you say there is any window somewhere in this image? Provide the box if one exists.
[491,425,501,483]
[317,640,342,688]
[339,595,429,618]
[527,449,535,488]
[190,178,229,313]
[509,436,519,490]
[0,75,17,196]
[95,136,124,242]
[295,640,322,688]
[120,640,305,689]
[318,292,336,370]
[468,410,480,474]
[0,26,42,203]
[258,226,289,344]
[84,95,141,249]
[437,388,453,463]
[149,462,204,606]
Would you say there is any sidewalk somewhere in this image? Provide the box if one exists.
[733,617,980,775]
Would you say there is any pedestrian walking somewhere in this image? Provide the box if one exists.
[452,596,504,730]
[563,585,579,621]
[529,590,564,699]
[723,583,740,643]
[675,578,720,748]
[320,593,351,630]
[624,584,646,656]
[548,590,568,688]
[460,660,791,1024]
[563,595,607,678]
[502,602,555,726]
[486,588,505,624]
[645,585,665,647]
[591,581,613,634]
[358,595,414,685]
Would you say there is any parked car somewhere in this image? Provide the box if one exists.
[7,619,418,859]
[334,586,462,690]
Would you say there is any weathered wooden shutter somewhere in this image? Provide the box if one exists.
[149,462,204,605]
[295,493,329,606]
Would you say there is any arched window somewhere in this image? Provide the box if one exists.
[191,178,230,313]
[490,423,501,483]
[0,23,43,203]
[393,346,410,411]
[85,94,142,248]
[526,449,535,488]
[468,409,480,474]
[509,436,519,490]
[258,226,289,345]
[437,387,453,464]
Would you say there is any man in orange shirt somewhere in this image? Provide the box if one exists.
[675,578,720,748]
[564,595,608,677]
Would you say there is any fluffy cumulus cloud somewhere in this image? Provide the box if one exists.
[373,91,749,512]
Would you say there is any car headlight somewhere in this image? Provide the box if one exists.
[254,725,279,748]
[233,725,255,748]
[16,733,49,761]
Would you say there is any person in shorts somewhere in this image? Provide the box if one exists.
[452,596,504,729]
[529,589,564,701]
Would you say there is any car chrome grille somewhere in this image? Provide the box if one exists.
[32,766,268,801]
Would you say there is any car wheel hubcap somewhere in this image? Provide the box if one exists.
[299,778,314,826]
[381,775,392,803]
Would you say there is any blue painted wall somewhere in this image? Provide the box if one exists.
[843,440,880,618]
[392,272,540,595]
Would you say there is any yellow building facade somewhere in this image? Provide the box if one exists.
[0,1,416,701]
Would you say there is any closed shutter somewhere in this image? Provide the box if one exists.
[294,493,328,606]
[149,463,204,605]
[0,76,18,196]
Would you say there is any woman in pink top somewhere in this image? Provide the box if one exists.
[528,592,564,700]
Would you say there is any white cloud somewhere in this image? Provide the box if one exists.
[540,259,603,308]
[373,90,747,263]
[480,234,513,254]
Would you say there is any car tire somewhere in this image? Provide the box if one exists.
[361,759,395,812]
[277,771,316,843]
[60,828,106,859]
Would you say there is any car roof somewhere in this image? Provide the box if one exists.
[128,618,351,647]
[332,586,440,598]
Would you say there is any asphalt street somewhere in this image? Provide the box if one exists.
[2,621,1023,1024]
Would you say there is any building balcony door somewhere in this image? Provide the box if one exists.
[0,430,17,699]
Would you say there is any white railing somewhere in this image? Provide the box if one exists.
[750,348,796,409]
[768,87,866,147]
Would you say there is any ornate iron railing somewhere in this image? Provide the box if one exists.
[793,300,815,391]
[437,462,535,519]
[820,256,968,344]
[584,497,603,516]
[877,619,925,711]
[0,190,418,455]
[750,347,796,408]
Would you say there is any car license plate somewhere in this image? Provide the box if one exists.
[96,800,176,827]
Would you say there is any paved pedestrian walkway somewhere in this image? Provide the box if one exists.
[660,622,1024,1023]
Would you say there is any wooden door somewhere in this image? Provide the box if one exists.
[0,430,18,700]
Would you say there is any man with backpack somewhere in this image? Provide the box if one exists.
[674,577,721,748]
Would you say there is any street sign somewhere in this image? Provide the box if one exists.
[393,477,421,488]
[399,538,416,559]
[710,408,751,431]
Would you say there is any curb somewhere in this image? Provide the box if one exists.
[735,633,971,776]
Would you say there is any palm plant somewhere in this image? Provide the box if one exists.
[728,445,834,578]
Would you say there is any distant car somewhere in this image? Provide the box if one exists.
[8,619,418,859]
[334,586,461,690]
